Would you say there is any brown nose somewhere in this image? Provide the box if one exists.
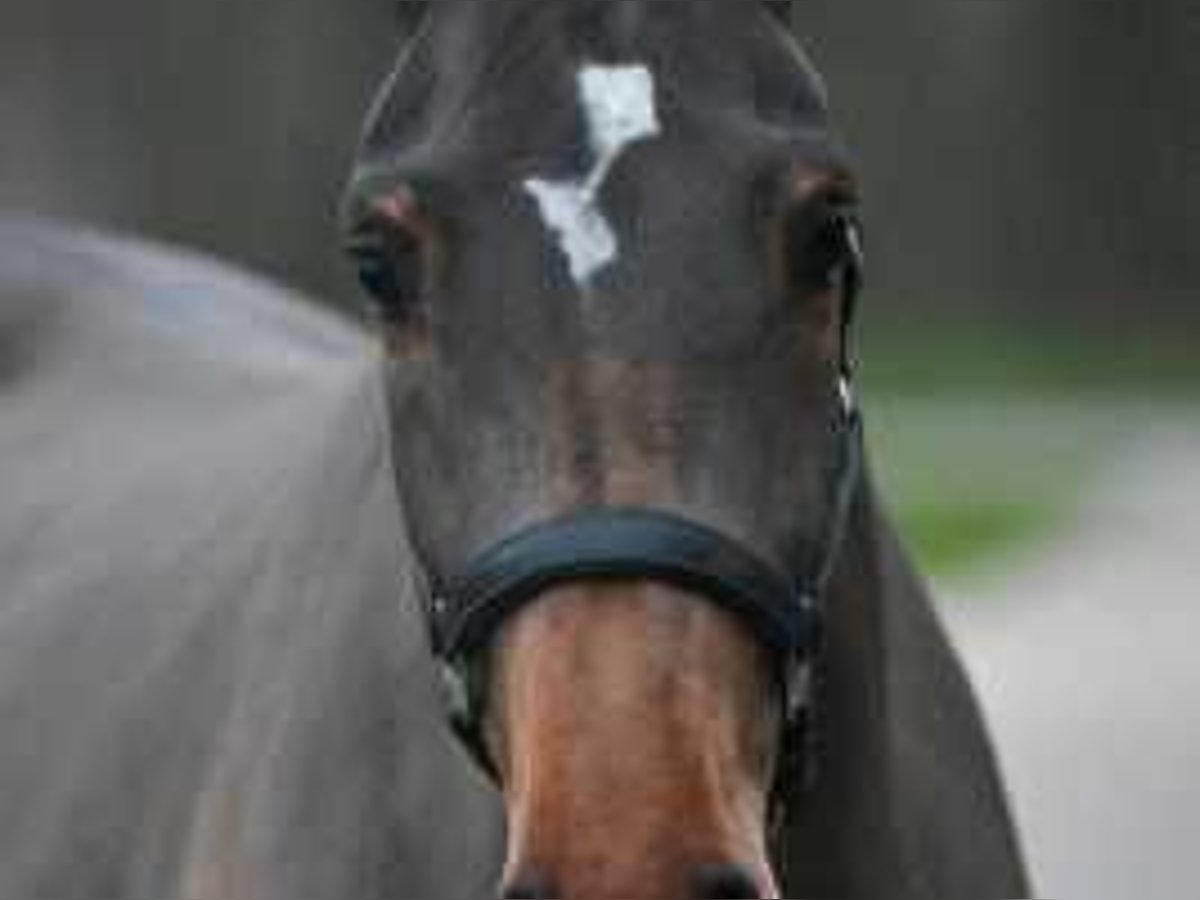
[499,872,557,899]
[491,581,781,900]
[692,862,768,899]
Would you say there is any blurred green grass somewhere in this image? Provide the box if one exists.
[857,319,1200,575]
[866,398,1121,576]
[859,317,1200,398]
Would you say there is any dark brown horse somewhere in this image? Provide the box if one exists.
[0,2,1030,898]
[343,2,1028,897]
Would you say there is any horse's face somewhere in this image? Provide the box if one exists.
[345,2,860,896]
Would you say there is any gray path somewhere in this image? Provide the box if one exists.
[943,422,1200,899]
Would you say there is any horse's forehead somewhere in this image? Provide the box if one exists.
[358,1,830,174]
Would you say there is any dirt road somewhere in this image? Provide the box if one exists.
[944,422,1200,898]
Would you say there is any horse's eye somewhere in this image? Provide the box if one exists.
[345,210,427,321]
[783,205,864,299]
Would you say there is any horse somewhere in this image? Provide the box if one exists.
[0,218,503,898]
[342,1,1029,896]
[0,2,1031,898]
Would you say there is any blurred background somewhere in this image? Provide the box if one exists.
[1,1,1197,896]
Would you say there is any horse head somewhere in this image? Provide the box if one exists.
[344,2,864,896]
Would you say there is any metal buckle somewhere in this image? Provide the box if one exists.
[439,660,473,730]
[837,373,857,417]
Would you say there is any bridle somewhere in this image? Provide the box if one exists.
[417,217,866,832]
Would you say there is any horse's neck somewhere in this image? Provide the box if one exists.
[778,475,1031,899]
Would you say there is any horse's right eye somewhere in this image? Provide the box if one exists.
[782,204,863,300]
[346,223,426,321]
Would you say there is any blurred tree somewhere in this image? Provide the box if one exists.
[795,0,1199,326]
[0,0,408,303]
[1007,0,1200,320]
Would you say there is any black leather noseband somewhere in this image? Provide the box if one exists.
[425,378,864,812]
[433,510,821,661]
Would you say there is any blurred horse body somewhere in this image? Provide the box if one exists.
[0,218,501,898]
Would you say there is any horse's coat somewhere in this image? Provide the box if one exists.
[0,218,503,899]
[524,63,663,287]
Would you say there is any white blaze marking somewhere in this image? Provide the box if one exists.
[524,64,662,288]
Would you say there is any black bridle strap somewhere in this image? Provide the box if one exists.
[432,509,821,663]
[431,377,862,667]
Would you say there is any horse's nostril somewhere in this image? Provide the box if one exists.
[692,862,765,899]
[500,874,558,899]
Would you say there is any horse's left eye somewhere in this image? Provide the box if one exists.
[783,206,864,298]
[346,224,426,320]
